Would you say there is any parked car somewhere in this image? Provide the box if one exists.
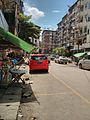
[58,56,68,64]
[54,55,59,63]
[78,52,90,70]
[50,54,56,61]
[29,54,49,73]
[66,57,72,63]
[73,52,87,65]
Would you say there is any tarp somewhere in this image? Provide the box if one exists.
[73,52,86,58]
[0,27,36,53]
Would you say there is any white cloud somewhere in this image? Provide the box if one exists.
[52,10,61,13]
[24,3,45,20]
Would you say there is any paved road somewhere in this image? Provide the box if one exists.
[20,61,90,120]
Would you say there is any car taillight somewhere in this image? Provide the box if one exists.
[47,60,49,64]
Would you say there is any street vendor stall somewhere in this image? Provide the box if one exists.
[0,27,36,85]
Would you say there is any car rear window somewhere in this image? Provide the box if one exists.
[31,56,47,60]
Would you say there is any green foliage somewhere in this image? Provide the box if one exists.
[19,13,32,22]
[18,13,41,43]
[53,47,69,56]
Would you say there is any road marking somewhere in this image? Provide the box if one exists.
[51,73,90,106]
[35,92,72,96]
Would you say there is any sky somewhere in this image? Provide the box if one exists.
[23,0,77,30]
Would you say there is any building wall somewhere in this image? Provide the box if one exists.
[0,0,23,34]
[57,0,90,52]
[42,30,57,53]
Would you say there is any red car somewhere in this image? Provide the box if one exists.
[29,54,49,73]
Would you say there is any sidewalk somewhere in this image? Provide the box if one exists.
[0,86,6,98]
[0,64,30,120]
[0,84,22,120]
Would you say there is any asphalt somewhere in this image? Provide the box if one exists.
[0,64,30,120]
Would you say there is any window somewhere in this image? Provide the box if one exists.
[85,15,88,22]
[35,40,37,43]
[80,5,84,11]
[87,29,89,34]
[81,17,83,22]
[80,28,83,35]
[31,56,47,60]
[85,3,88,9]
[88,17,90,21]
[83,37,86,43]
[79,16,83,22]
[84,26,87,33]
[88,2,90,9]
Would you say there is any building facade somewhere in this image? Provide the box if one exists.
[57,0,90,53]
[0,0,23,34]
[42,30,57,53]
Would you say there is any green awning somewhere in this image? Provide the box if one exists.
[0,27,36,53]
[73,52,86,58]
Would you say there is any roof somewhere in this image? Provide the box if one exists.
[73,52,86,58]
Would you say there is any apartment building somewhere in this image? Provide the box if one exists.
[0,0,23,34]
[42,30,57,53]
[77,0,90,51]
[57,0,90,53]
[57,14,69,47]
[67,0,80,51]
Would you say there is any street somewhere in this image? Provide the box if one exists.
[20,61,90,120]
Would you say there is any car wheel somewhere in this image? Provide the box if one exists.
[29,70,33,74]
[79,64,82,69]
[65,62,67,64]
[45,70,48,73]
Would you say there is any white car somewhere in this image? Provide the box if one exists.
[78,52,90,70]
[66,57,72,63]
[54,55,59,63]
[58,56,68,64]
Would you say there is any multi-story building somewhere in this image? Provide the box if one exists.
[0,0,26,51]
[57,1,80,51]
[77,0,90,51]
[42,30,57,53]
[67,0,79,51]
[0,0,23,34]
[57,0,90,53]
[57,14,69,48]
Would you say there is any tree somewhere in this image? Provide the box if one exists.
[18,13,41,43]
[76,39,82,52]
[53,47,68,56]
